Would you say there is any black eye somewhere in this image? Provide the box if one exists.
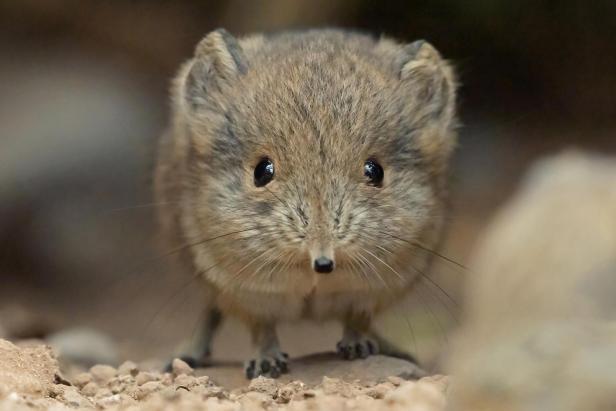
[364,159,384,187]
[254,157,275,187]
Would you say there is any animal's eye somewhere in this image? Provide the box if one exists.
[364,159,384,187]
[254,157,275,187]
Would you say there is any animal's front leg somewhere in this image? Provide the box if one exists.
[244,322,289,379]
[165,306,223,371]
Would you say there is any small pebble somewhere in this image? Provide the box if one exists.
[80,382,99,397]
[174,374,197,388]
[196,376,211,386]
[95,393,122,408]
[72,372,92,388]
[94,387,113,399]
[365,382,393,399]
[387,376,404,386]
[140,381,162,396]
[276,386,294,403]
[135,371,158,386]
[171,358,194,376]
[89,364,117,385]
[117,361,139,377]
[62,386,92,408]
[248,376,278,397]
[108,376,132,394]
[160,386,180,401]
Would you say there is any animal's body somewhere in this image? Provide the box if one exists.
[154,28,457,378]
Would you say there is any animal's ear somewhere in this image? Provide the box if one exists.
[397,40,456,128]
[397,41,458,177]
[183,29,248,109]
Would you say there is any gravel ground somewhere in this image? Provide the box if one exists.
[0,339,448,411]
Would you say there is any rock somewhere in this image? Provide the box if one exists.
[134,381,162,400]
[239,391,272,411]
[72,372,92,389]
[200,353,425,389]
[384,379,447,411]
[0,345,449,410]
[445,152,616,411]
[320,376,359,397]
[173,374,197,389]
[365,382,394,399]
[387,376,404,386]
[108,375,134,394]
[59,386,93,408]
[171,358,193,376]
[80,382,99,397]
[95,393,125,408]
[247,376,278,397]
[117,360,139,377]
[135,371,158,386]
[0,338,59,396]
[89,364,116,386]
[47,327,118,368]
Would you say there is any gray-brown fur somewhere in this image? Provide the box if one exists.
[154,28,457,378]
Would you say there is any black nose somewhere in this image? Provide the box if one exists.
[314,256,334,273]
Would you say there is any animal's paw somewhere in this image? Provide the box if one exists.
[336,335,379,360]
[244,351,289,379]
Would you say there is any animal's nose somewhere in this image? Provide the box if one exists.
[313,256,334,274]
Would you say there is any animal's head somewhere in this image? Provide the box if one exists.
[174,29,457,290]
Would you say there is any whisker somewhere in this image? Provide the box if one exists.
[356,249,392,292]
[264,186,292,210]
[410,262,459,309]
[140,260,224,336]
[101,200,182,214]
[359,246,452,356]
[229,247,281,290]
[357,224,467,271]
[236,248,282,290]
[361,248,405,283]
[410,241,468,271]
[354,229,460,314]
[348,253,373,289]
[411,282,449,345]
[400,313,419,361]
[413,271,460,324]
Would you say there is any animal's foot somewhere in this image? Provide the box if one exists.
[336,334,379,360]
[244,351,289,379]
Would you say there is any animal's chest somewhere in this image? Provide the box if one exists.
[219,272,387,321]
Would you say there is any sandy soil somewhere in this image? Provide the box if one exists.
[0,339,448,411]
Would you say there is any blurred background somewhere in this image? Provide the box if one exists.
[1,0,615,369]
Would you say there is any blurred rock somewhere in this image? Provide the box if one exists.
[0,304,56,340]
[117,360,139,377]
[447,151,616,411]
[171,358,193,377]
[47,327,119,368]
[88,364,117,386]
[0,338,59,396]
[201,352,425,390]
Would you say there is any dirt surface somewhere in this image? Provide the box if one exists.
[0,339,448,411]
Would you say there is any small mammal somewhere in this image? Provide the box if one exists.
[446,152,616,410]
[154,28,457,378]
